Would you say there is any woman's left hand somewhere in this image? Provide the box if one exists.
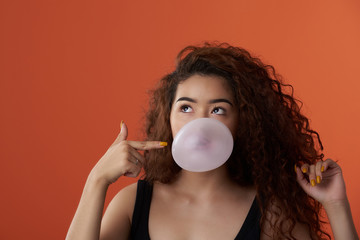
[295,158,347,207]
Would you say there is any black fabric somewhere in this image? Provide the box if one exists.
[234,196,261,239]
[130,180,152,240]
[130,180,261,240]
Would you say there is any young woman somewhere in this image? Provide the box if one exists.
[66,43,358,239]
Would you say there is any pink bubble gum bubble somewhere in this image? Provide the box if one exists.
[172,118,234,172]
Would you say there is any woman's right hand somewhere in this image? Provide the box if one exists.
[89,121,167,185]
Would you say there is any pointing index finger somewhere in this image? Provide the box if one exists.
[127,141,168,150]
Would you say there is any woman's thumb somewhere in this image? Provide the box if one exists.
[111,121,128,146]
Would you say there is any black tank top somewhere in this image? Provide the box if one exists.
[130,180,261,240]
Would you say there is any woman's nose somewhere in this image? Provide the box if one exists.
[197,109,210,118]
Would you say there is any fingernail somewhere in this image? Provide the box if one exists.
[160,142,168,146]
[311,179,316,187]
[302,167,307,173]
[316,176,321,184]
[120,120,124,130]
[321,166,325,172]
[294,164,297,173]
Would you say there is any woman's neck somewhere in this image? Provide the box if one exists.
[170,165,242,199]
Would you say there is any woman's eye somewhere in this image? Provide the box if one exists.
[180,105,193,113]
[212,107,226,115]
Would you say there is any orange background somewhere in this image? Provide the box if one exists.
[1,0,359,239]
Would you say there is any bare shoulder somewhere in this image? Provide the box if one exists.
[108,182,138,218]
[100,182,138,240]
[260,201,313,240]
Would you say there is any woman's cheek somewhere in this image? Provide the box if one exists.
[171,117,190,137]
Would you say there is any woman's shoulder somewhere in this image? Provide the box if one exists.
[260,200,313,240]
[119,181,139,195]
[99,182,139,239]
[110,181,139,215]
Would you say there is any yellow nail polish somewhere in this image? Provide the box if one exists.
[302,168,307,173]
[316,176,321,184]
[160,142,168,146]
[120,120,124,129]
[321,166,325,172]
[311,179,316,187]
[294,164,297,173]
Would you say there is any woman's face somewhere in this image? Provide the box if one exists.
[170,74,239,138]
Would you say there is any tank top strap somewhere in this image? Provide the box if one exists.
[234,197,262,239]
[130,180,152,240]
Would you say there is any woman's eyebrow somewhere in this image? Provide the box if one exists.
[176,97,196,103]
[176,97,233,106]
[208,98,233,106]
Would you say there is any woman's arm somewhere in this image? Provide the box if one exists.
[65,174,110,240]
[323,198,358,240]
[296,159,359,240]
[66,122,166,240]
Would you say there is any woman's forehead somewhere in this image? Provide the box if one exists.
[175,74,234,99]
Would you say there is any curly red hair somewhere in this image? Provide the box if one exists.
[143,42,330,239]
